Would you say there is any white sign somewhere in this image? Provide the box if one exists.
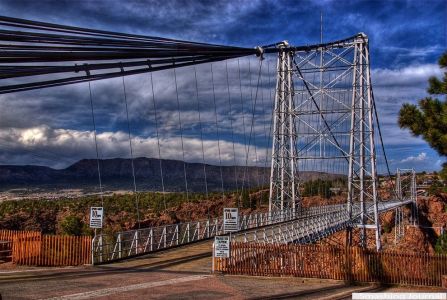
[223,208,239,233]
[90,207,104,229]
[214,236,230,258]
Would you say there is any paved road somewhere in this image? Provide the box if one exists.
[0,240,442,300]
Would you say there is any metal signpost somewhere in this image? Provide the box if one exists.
[223,208,239,233]
[214,236,230,258]
[90,207,104,229]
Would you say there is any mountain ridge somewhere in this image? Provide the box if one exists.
[0,157,343,192]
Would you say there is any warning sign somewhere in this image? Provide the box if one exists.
[223,208,239,233]
[90,207,104,229]
[214,236,230,258]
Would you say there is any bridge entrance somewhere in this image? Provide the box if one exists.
[0,16,418,264]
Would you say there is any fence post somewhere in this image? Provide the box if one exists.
[118,233,122,259]
[135,230,139,255]
[91,236,95,265]
[212,242,215,273]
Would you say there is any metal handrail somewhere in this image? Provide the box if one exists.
[91,205,338,264]
[91,200,408,264]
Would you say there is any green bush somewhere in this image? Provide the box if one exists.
[302,179,333,199]
[382,223,392,234]
[241,189,250,208]
[60,215,83,236]
[428,181,447,196]
[435,233,447,254]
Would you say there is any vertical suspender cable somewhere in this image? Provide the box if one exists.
[265,60,274,185]
[241,59,264,195]
[121,76,141,228]
[149,72,166,209]
[264,59,275,206]
[225,61,238,193]
[242,59,252,194]
[258,62,269,188]
[237,59,248,208]
[247,58,261,189]
[194,66,209,199]
[87,81,104,209]
[210,63,225,200]
[173,67,189,202]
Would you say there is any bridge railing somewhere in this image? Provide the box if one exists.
[91,204,346,264]
[232,207,352,244]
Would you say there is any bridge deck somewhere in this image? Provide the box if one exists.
[231,200,413,244]
[92,200,413,263]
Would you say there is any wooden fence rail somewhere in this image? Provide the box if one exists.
[214,243,447,287]
[0,230,41,263]
[0,229,41,241]
[13,235,91,266]
[0,241,12,261]
[0,229,91,266]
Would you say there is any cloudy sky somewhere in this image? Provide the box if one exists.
[0,0,446,173]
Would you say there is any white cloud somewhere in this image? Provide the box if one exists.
[400,152,427,163]
[0,126,268,169]
[372,64,442,88]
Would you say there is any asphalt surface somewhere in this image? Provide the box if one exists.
[0,240,444,299]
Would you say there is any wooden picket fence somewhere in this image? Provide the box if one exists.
[0,229,41,241]
[0,230,41,262]
[0,240,12,261]
[0,230,91,266]
[214,243,447,287]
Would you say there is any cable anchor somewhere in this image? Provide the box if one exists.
[255,46,264,60]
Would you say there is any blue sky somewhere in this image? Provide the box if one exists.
[0,0,445,173]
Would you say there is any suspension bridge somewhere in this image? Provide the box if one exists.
[0,16,418,265]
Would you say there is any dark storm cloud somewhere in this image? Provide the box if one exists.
[1,0,444,64]
[0,0,445,171]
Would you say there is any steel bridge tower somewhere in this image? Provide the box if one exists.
[268,41,299,213]
[269,33,382,250]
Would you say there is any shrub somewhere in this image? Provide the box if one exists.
[302,179,333,199]
[60,215,83,236]
[435,233,447,254]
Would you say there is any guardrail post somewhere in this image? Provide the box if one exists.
[206,219,210,238]
[91,236,96,265]
[135,230,139,255]
[118,233,122,259]
[99,235,103,263]
[150,229,153,251]
[211,242,215,273]
[187,223,190,243]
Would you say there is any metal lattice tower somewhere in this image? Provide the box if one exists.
[346,34,380,249]
[396,168,418,224]
[269,42,299,213]
[396,168,416,202]
[268,33,382,250]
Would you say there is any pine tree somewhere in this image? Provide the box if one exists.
[398,52,447,179]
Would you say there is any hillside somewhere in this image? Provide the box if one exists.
[0,157,344,193]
